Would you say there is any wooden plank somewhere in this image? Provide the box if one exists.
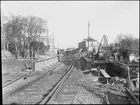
[105,94,110,104]
[100,69,111,78]
[127,66,131,90]
[125,87,139,104]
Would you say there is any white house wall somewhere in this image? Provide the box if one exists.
[86,41,98,47]
[86,41,99,52]
[78,39,99,53]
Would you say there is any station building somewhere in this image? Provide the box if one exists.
[78,37,99,53]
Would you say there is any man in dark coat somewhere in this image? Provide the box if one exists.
[57,50,60,61]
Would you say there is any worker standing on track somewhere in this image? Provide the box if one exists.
[57,50,60,61]
[92,48,96,61]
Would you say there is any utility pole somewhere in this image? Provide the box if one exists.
[46,27,49,51]
[88,21,90,54]
[47,27,48,45]
[53,32,55,50]
[38,34,40,58]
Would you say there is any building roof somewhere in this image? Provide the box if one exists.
[84,37,96,41]
[79,37,99,44]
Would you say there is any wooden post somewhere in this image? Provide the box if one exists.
[97,66,100,79]
[105,94,110,104]
[32,61,35,71]
[88,21,90,54]
[107,78,109,85]
[127,65,131,90]
[89,61,91,72]
[127,65,135,91]
[105,67,109,84]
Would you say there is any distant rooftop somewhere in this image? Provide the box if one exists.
[79,37,99,44]
[84,37,96,41]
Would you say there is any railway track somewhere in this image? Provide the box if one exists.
[3,59,65,98]
[39,59,75,104]
[2,57,58,88]
[3,58,75,104]
[3,73,31,88]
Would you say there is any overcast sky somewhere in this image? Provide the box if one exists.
[1,1,139,49]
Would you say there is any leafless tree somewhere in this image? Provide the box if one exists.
[3,14,24,58]
[3,14,47,59]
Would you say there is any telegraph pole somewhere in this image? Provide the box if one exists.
[38,34,40,58]
[88,21,90,54]
[53,32,55,50]
[46,27,49,51]
[47,27,49,45]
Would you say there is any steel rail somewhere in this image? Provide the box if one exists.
[3,74,26,88]
[39,59,75,104]
[3,72,42,88]
[2,56,57,76]
[3,56,59,88]
[3,60,66,99]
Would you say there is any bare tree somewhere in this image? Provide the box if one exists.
[34,17,47,57]
[3,14,47,59]
[26,16,47,58]
[3,14,24,58]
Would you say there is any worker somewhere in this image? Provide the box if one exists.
[92,48,96,57]
[57,50,60,61]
